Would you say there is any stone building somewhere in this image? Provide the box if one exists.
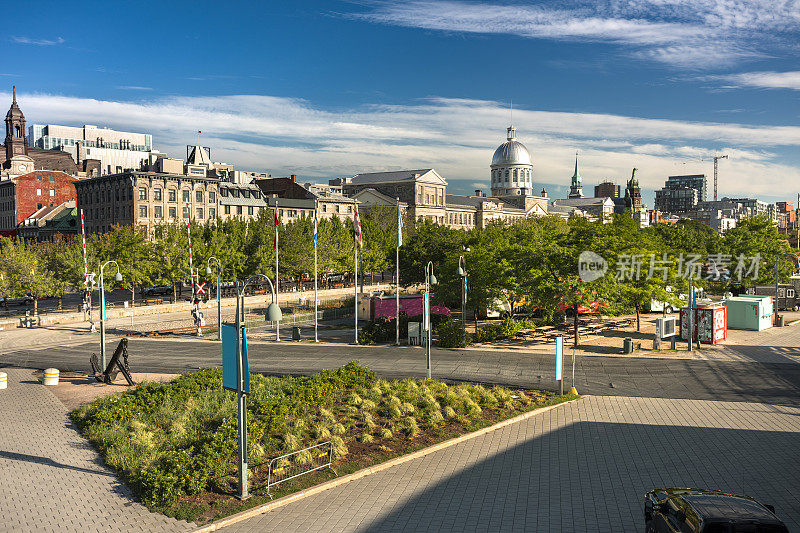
[490,125,534,197]
[75,171,222,234]
[254,175,357,224]
[218,182,268,220]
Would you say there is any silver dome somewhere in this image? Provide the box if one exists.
[492,140,531,166]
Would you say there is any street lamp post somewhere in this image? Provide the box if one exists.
[205,257,223,341]
[232,274,281,500]
[457,246,469,333]
[774,253,800,326]
[99,260,123,370]
[424,261,437,379]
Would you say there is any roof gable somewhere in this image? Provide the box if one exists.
[350,169,447,186]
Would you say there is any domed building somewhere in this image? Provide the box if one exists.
[490,125,533,197]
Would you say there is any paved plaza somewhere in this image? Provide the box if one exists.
[222,395,800,533]
[0,368,194,533]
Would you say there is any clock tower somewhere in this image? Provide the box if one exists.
[4,86,34,175]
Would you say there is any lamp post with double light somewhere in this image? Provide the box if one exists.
[424,261,437,379]
[205,257,223,341]
[232,274,281,500]
[99,260,122,370]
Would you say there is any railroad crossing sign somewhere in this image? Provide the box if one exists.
[194,282,207,296]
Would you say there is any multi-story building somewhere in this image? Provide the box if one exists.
[255,175,357,224]
[552,197,616,221]
[594,181,620,198]
[28,123,153,176]
[0,170,79,234]
[219,182,268,220]
[653,174,706,213]
[75,171,223,234]
[776,202,796,229]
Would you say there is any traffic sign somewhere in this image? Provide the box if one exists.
[195,282,207,296]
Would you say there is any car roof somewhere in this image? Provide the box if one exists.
[682,494,777,521]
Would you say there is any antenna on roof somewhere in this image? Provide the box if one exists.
[510,99,513,125]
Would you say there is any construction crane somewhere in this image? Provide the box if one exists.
[680,153,728,201]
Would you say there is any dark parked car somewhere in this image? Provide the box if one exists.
[142,285,173,297]
[645,488,788,532]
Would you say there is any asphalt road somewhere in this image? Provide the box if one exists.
[3,339,800,404]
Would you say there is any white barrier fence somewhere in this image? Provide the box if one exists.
[265,441,336,499]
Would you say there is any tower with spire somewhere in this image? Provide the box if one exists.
[567,153,584,199]
[3,86,34,174]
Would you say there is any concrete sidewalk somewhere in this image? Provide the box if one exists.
[0,368,194,533]
[220,396,800,532]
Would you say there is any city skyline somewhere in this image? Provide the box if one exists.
[2,0,798,205]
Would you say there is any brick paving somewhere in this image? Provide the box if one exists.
[0,368,194,533]
[222,396,800,533]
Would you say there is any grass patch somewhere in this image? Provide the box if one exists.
[71,361,575,524]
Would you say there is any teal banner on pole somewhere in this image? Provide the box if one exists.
[222,324,237,391]
[101,290,106,320]
[555,335,563,381]
[222,324,251,394]
[462,277,467,308]
[423,291,430,331]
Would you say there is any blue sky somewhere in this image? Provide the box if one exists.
[2,0,799,205]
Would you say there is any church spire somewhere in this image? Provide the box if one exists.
[571,152,581,187]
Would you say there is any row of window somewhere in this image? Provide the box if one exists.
[36,189,55,197]
[139,187,217,203]
[448,212,474,225]
[492,168,532,180]
[34,174,56,182]
[136,205,265,219]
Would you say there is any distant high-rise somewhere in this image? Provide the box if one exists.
[594,180,620,198]
[653,174,706,213]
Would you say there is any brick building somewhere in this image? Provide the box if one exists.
[0,170,79,234]
[255,175,358,224]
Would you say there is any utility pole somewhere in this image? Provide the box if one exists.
[713,154,728,201]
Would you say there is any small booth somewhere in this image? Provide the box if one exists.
[679,302,727,344]
[724,295,773,331]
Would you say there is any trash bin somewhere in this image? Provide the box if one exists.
[292,326,301,340]
[623,337,633,354]
[778,315,785,327]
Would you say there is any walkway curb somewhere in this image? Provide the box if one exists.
[192,395,582,532]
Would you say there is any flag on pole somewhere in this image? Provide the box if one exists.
[396,203,403,247]
[354,205,363,248]
[313,208,318,249]
[274,209,279,250]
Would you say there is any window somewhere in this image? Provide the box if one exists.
[139,206,147,218]
[348,206,352,213]
[48,189,54,197]
[789,288,796,298]
[335,205,340,213]
[36,188,41,196]
[139,187,147,200]
[182,190,190,203]
[168,189,176,202]
[322,204,327,212]
[154,188,162,201]
[220,188,229,197]
[248,206,253,215]
[154,206,162,218]
[36,174,42,181]
[196,190,203,202]
[242,190,250,198]
[196,208,204,219]
[209,191,216,202]
[49,175,55,182]
[236,206,243,215]
[209,208,216,218]
[224,205,231,215]
[168,206,177,219]
[252,191,260,199]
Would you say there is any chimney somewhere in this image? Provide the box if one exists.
[475,189,481,197]
[290,174,297,183]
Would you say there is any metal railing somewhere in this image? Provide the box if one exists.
[265,441,336,499]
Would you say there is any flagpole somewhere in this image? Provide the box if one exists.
[275,200,280,342]
[314,200,319,343]
[396,197,401,346]
[354,215,359,344]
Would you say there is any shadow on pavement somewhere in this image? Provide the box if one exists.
[0,450,115,478]
[358,422,800,532]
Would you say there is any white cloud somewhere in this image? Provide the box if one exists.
[352,1,798,68]
[11,36,65,46]
[8,90,800,200]
[116,86,153,91]
[713,71,800,90]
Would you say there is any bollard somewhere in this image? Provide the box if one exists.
[292,326,301,341]
[43,368,59,386]
[0,371,7,389]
